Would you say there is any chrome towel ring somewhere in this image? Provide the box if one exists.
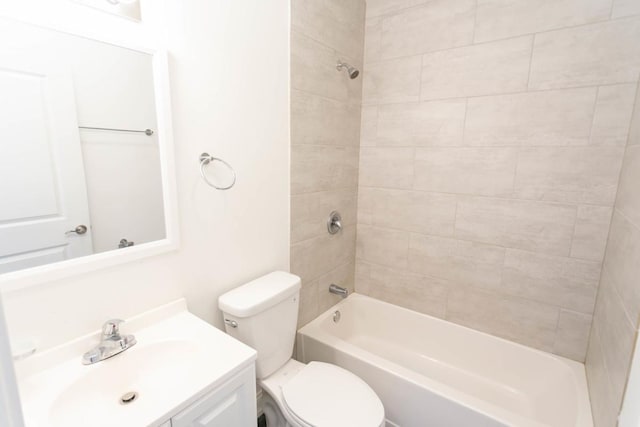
[199,153,236,190]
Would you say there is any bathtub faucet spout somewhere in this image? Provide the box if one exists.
[329,284,349,299]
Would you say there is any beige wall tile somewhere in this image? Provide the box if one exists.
[590,84,638,146]
[358,188,457,236]
[502,249,600,314]
[629,83,640,146]
[363,55,422,104]
[291,30,362,103]
[354,260,372,294]
[360,105,378,146]
[464,88,597,147]
[513,147,625,205]
[414,147,518,196]
[475,0,612,43]
[298,278,320,328]
[356,224,409,268]
[291,227,356,282]
[291,90,361,147]
[593,269,638,406]
[356,261,449,318]
[365,0,428,19]
[291,145,359,194]
[363,18,382,65]
[359,147,414,189]
[586,327,622,427]
[291,189,357,243]
[587,79,640,423]
[616,147,640,226]
[455,197,576,256]
[446,285,559,352]
[570,205,613,262]
[554,310,592,362]
[375,100,466,146]
[529,18,640,90]
[292,0,365,60]
[408,234,505,290]
[379,0,475,59]
[604,212,640,326]
[613,0,640,18]
[316,261,356,313]
[421,36,532,100]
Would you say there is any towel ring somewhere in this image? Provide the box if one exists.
[199,153,236,190]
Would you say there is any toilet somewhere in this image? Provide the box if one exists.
[218,271,385,427]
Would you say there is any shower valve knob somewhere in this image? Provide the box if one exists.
[327,211,342,235]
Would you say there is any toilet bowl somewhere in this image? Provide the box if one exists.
[218,271,385,427]
[260,359,385,427]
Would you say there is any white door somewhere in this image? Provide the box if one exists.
[0,39,93,274]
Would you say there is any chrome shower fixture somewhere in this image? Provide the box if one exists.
[336,61,360,79]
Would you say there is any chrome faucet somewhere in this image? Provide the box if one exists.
[82,319,137,365]
[329,284,349,299]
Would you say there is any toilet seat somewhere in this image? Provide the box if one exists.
[280,361,385,427]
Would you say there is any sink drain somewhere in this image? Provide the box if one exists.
[120,391,138,405]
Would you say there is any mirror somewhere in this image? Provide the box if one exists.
[0,19,167,275]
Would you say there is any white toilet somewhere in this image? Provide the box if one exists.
[218,271,385,427]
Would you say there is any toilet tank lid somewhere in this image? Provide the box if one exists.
[218,271,301,318]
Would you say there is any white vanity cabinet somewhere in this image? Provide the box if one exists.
[167,365,256,427]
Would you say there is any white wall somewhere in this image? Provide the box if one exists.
[1,0,290,352]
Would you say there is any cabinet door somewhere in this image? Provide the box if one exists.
[171,366,256,427]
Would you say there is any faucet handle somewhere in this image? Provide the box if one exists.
[102,319,124,338]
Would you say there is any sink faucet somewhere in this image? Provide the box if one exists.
[82,319,137,365]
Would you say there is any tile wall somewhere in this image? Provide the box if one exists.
[356,0,640,361]
[586,82,640,426]
[290,0,366,326]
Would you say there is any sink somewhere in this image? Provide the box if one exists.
[50,341,199,426]
[14,299,256,427]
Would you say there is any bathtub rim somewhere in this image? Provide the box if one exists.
[297,293,593,427]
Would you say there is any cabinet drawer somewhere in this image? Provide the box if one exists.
[171,365,256,427]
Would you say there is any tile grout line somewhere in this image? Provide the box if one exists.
[362,80,638,107]
[357,183,617,210]
[357,222,603,265]
[525,34,536,90]
[356,257,595,317]
[588,86,603,143]
[568,203,581,261]
[471,0,479,44]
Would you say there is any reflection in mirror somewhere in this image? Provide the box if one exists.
[0,20,165,274]
[73,0,142,22]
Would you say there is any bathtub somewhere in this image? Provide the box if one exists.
[297,294,592,427]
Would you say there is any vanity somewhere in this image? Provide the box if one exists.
[13,299,257,427]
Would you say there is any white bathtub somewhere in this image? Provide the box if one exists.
[297,294,592,427]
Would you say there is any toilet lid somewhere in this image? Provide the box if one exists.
[281,362,384,427]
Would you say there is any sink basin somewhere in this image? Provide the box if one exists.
[50,340,199,426]
[14,299,256,427]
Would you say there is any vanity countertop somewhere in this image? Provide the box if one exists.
[14,299,256,427]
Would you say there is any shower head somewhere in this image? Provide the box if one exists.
[336,61,360,79]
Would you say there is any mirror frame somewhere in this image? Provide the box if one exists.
[0,1,180,292]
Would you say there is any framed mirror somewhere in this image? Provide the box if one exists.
[0,8,178,291]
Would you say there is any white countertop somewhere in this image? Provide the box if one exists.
[14,299,256,427]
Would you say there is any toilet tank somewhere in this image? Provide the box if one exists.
[218,271,301,379]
